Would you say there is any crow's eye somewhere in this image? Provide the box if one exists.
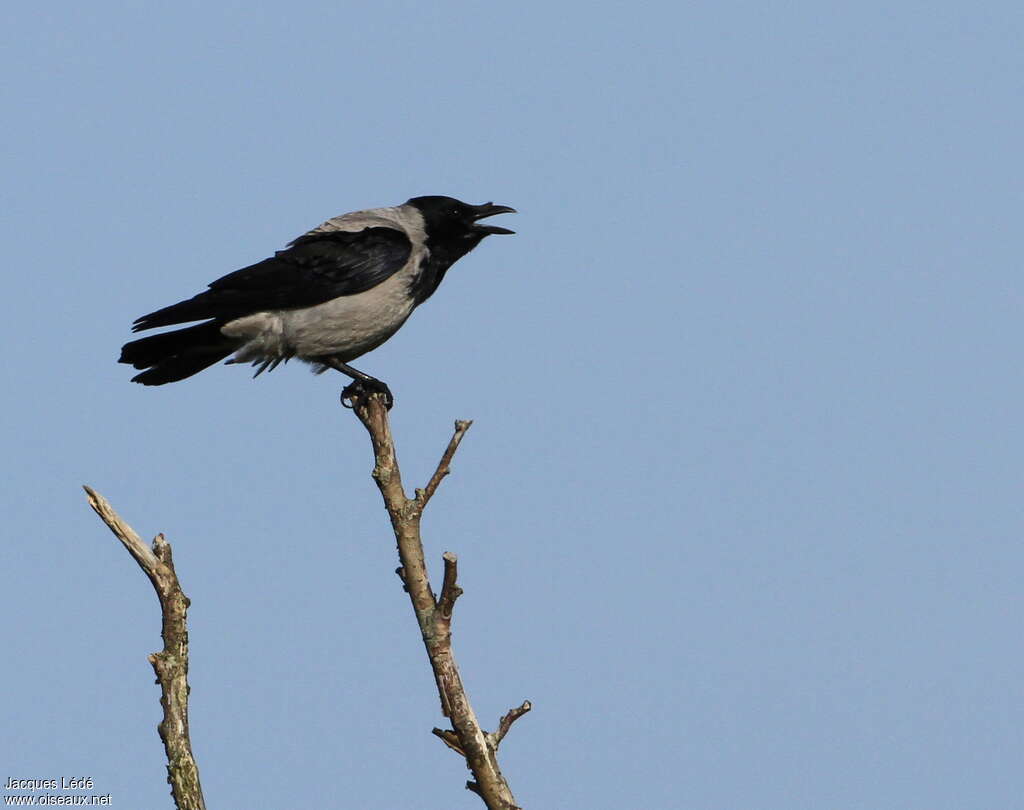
[451,207,462,217]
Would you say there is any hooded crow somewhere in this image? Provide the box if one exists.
[119,195,515,407]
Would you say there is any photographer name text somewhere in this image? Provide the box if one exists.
[4,779,94,791]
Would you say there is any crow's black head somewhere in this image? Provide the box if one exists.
[408,196,516,245]
[405,196,516,305]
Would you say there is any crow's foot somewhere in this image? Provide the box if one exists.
[341,378,394,410]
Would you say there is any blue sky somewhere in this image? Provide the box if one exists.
[3,1,1023,807]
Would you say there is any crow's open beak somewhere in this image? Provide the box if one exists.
[471,202,517,235]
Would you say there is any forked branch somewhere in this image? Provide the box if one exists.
[347,391,529,810]
[84,486,206,810]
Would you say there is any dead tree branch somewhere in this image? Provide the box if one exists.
[84,486,206,810]
[494,701,533,748]
[347,391,530,810]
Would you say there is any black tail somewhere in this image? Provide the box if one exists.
[120,321,239,385]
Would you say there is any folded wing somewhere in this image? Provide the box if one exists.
[132,226,413,331]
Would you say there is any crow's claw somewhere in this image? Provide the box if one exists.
[341,378,394,410]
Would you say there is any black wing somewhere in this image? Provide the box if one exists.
[132,226,412,331]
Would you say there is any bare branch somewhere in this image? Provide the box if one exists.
[437,551,463,618]
[85,484,160,573]
[432,727,465,755]
[84,486,206,810]
[495,702,533,747]
[415,419,474,511]
[347,393,526,810]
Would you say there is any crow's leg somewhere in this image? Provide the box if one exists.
[318,357,394,410]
